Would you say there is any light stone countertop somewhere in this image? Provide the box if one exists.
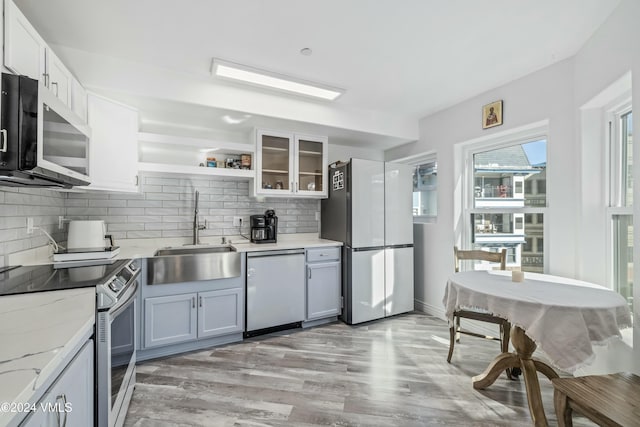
[10,233,343,265]
[0,288,95,427]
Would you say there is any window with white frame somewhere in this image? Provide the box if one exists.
[412,156,437,222]
[609,104,633,314]
[464,135,547,272]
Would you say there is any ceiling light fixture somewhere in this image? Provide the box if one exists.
[211,58,344,101]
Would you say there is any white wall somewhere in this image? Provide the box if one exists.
[387,58,576,316]
[328,143,384,164]
[387,0,640,374]
[572,1,640,374]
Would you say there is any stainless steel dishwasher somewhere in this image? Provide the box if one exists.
[246,249,305,336]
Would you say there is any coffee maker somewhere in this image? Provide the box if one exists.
[250,209,278,243]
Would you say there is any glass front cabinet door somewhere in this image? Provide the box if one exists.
[256,129,294,195]
[256,129,328,198]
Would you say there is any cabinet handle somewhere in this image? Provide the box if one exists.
[0,129,7,153]
[42,73,49,87]
[192,297,195,308]
[296,182,298,192]
[51,81,58,97]
[199,296,202,307]
[308,267,312,279]
[55,394,68,427]
[290,181,293,192]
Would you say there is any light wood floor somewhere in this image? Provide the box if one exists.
[125,313,595,426]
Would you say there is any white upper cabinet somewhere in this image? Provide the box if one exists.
[255,129,328,198]
[47,49,72,105]
[3,0,46,80]
[71,76,88,122]
[85,93,139,192]
[4,0,82,114]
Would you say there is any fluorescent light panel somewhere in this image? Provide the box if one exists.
[212,59,343,101]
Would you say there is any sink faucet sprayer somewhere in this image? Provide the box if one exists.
[193,190,206,245]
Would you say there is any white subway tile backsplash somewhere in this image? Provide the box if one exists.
[0,217,26,229]
[0,174,320,263]
[65,198,89,207]
[126,230,162,239]
[142,185,163,192]
[108,207,145,216]
[108,223,146,232]
[161,215,192,223]
[145,207,180,216]
[145,193,180,201]
[126,200,163,208]
[145,222,178,230]
[90,199,127,207]
[67,207,109,216]
[128,215,162,223]
[101,216,128,224]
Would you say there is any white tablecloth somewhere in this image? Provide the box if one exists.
[443,270,632,372]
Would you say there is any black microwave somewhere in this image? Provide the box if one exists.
[0,73,91,188]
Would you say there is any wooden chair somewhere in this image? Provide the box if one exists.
[448,247,516,377]
[553,372,640,427]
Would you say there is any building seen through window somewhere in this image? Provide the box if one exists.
[413,160,437,219]
[470,140,546,272]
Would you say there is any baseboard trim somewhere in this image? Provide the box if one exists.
[414,299,445,319]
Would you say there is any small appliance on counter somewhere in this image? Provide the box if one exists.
[250,209,278,243]
[53,220,119,263]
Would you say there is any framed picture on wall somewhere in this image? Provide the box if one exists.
[482,100,503,129]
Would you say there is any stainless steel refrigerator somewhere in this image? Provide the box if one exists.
[321,158,414,324]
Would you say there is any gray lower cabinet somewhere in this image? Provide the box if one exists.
[22,339,94,427]
[144,289,243,349]
[144,293,197,348]
[198,288,244,338]
[306,247,342,321]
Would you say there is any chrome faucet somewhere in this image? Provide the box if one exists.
[193,190,206,245]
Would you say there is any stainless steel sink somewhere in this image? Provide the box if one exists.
[154,245,234,256]
[148,246,240,285]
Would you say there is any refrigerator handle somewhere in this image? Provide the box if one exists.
[308,266,312,279]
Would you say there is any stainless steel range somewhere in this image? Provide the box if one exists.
[0,258,140,427]
[96,259,140,427]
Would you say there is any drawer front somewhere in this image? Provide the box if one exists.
[306,246,341,262]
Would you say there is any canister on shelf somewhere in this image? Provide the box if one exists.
[206,157,217,167]
[241,154,251,169]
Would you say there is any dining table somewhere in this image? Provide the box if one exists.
[443,270,632,426]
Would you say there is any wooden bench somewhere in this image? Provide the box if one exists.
[552,372,640,427]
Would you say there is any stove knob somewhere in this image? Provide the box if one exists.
[108,281,119,292]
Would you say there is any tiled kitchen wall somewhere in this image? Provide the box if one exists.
[66,174,320,241]
[0,187,66,267]
[0,174,320,264]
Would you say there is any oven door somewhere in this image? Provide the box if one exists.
[97,279,138,427]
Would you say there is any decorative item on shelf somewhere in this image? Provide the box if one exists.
[275,181,283,189]
[241,154,252,169]
[264,183,272,189]
[307,182,315,191]
[226,158,235,168]
[482,100,503,129]
[206,157,217,167]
